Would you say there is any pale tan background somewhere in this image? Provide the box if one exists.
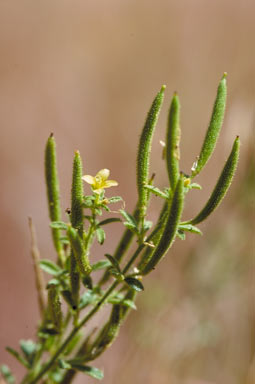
[0,1,254,383]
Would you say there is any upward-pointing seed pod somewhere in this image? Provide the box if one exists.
[166,93,181,191]
[70,151,84,305]
[192,73,227,177]
[48,285,62,332]
[45,134,64,264]
[188,136,240,225]
[142,175,184,275]
[71,151,84,234]
[136,85,165,221]
[67,226,92,276]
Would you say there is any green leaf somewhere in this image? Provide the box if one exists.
[47,278,61,288]
[176,230,186,240]
[20,340,38,366]
[125,277,144,292]
[189,183,202,190]
[82,275,93,290]
[96,227,105,245]
[178,223,202,235]
[50,221,68,230]
[98,218,122,226]
[100,204,110,212]
[69,364,104,380]
[39,260,62,275]
[144,185,169,199]
[6,347,29,368]
[107,196,123,203]
[104,254,121,272]
[0,365,15,384]
[107,297,137,310]
[91,260,112,271]
[143,220,153,232]
[58,359,72,369]
[122,222,138,233]
[79,290,99,309]
[60,236,70,245]
[119,210,138,228]
[83,195,95,208]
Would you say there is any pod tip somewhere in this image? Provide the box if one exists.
[223,72,228,79]
[50,132,54,138]
[161,84,166,92]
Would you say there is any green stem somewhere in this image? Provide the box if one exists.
[28,239,146,384]
[29,282,118,384]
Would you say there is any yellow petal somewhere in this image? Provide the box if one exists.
[82,175,95,185]
[103,180,118,188]
[97,169,110,181]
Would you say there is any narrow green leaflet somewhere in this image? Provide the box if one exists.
[39,260,63,275]
[176,230,186,240]
[178,223,202,235]
[107,196,123,203]
[0,365,16,384]
[58,359,72,369]
[104,254,121,272]
[50,221,68,230]
[98,218,122,226]
[6,347,29,368]
[20,340,38,366]
[125,277,144,292]
[96,227,106,245]
[91,260,112,271]
[119,210,138,228]
[69,364,104,380]
[144,184,169,199]
[79,290,99,309]
[107,297,137,310]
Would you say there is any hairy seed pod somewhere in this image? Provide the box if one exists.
[188,136,240,225]
[67,226,92,276]
[45,134,64,262]
[136,85,165,220]
[70,256,80,309]
[142,175,184,275]
[48,285,62,331]
[71,151,84,234]
[166,93,181,191]
[192,73,227,177]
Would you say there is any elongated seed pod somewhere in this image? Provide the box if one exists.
[70,256,80,309]
[70,151,84,304]
[142,175,184,275]
[188,136,240,225]
[71,151,84,233]
[166,93,181,191]
[137,86,165,220]
[48,285,62,331]
[138,201,168,272]
[89,289,136,361]
[45,134,64,261]
[67,226,92,276]
[192,73,227,177]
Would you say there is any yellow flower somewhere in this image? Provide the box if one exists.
[82,169,118,194]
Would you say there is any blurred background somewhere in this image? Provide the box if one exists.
[0,1,254,383]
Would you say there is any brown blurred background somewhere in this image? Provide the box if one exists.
[0,1,254,383]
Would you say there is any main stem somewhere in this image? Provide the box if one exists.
[29,282,118,384]
[29,242,144,384]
